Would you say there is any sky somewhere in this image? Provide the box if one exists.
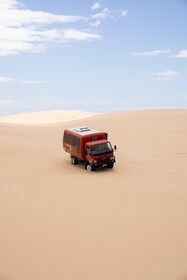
[0,0,187,115]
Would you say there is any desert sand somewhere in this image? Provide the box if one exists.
[0,109,187,280]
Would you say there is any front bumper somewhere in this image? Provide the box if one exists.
[92,157,115,168]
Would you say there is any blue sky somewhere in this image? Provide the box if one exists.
[0,0,187,115]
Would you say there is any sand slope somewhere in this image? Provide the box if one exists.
[0,109,187,280]
[0,110,97,125]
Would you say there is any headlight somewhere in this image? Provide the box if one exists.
[110,156,115,161]
[93,160,97,164]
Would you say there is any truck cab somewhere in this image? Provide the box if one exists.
[85,140,115,170]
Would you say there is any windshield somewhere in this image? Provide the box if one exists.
[91,142,113,156]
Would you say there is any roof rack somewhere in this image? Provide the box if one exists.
[68,126,99,135]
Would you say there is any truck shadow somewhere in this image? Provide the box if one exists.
[68,161,114,173]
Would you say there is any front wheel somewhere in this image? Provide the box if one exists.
[107,162,114,169]
[85,163,95,171]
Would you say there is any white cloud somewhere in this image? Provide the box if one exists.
[0,0,101,56]
[92,8,111,19]
[0,1,126,56]
[91,7,128,24]
[91,2,101,10]
[120,10,128,17]
[61,29,101,41]
[148,70,179,80]
[0,76,46,84]
[90,20,101,27]
[115,10,128,20]
[131,49,171,57]
[0,76,15,83]
[175,49,187,58]
[0,0,17,10]
[0,0,83,27]
[0,9,83,27]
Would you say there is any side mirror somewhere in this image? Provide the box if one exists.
[114,145,117,151]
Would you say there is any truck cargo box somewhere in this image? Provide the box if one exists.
[63,126,107,160]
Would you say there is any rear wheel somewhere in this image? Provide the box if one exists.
[71,156,78,165]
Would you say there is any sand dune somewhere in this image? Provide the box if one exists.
[0,110,97,125]
[0,109,187,280]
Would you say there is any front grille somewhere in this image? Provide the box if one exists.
[101,157,108,164]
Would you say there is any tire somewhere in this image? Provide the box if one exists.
[107,162,114,169]
[85,163,95,171]
[71,156,78,165]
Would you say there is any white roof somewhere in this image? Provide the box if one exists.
[67,126,100,136]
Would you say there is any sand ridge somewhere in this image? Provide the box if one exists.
[0,110,98,125]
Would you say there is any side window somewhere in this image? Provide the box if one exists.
[86,146,91,155]
[64,132,68,142]
[64,132,80,153]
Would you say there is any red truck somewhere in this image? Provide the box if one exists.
[63,126,116,171]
